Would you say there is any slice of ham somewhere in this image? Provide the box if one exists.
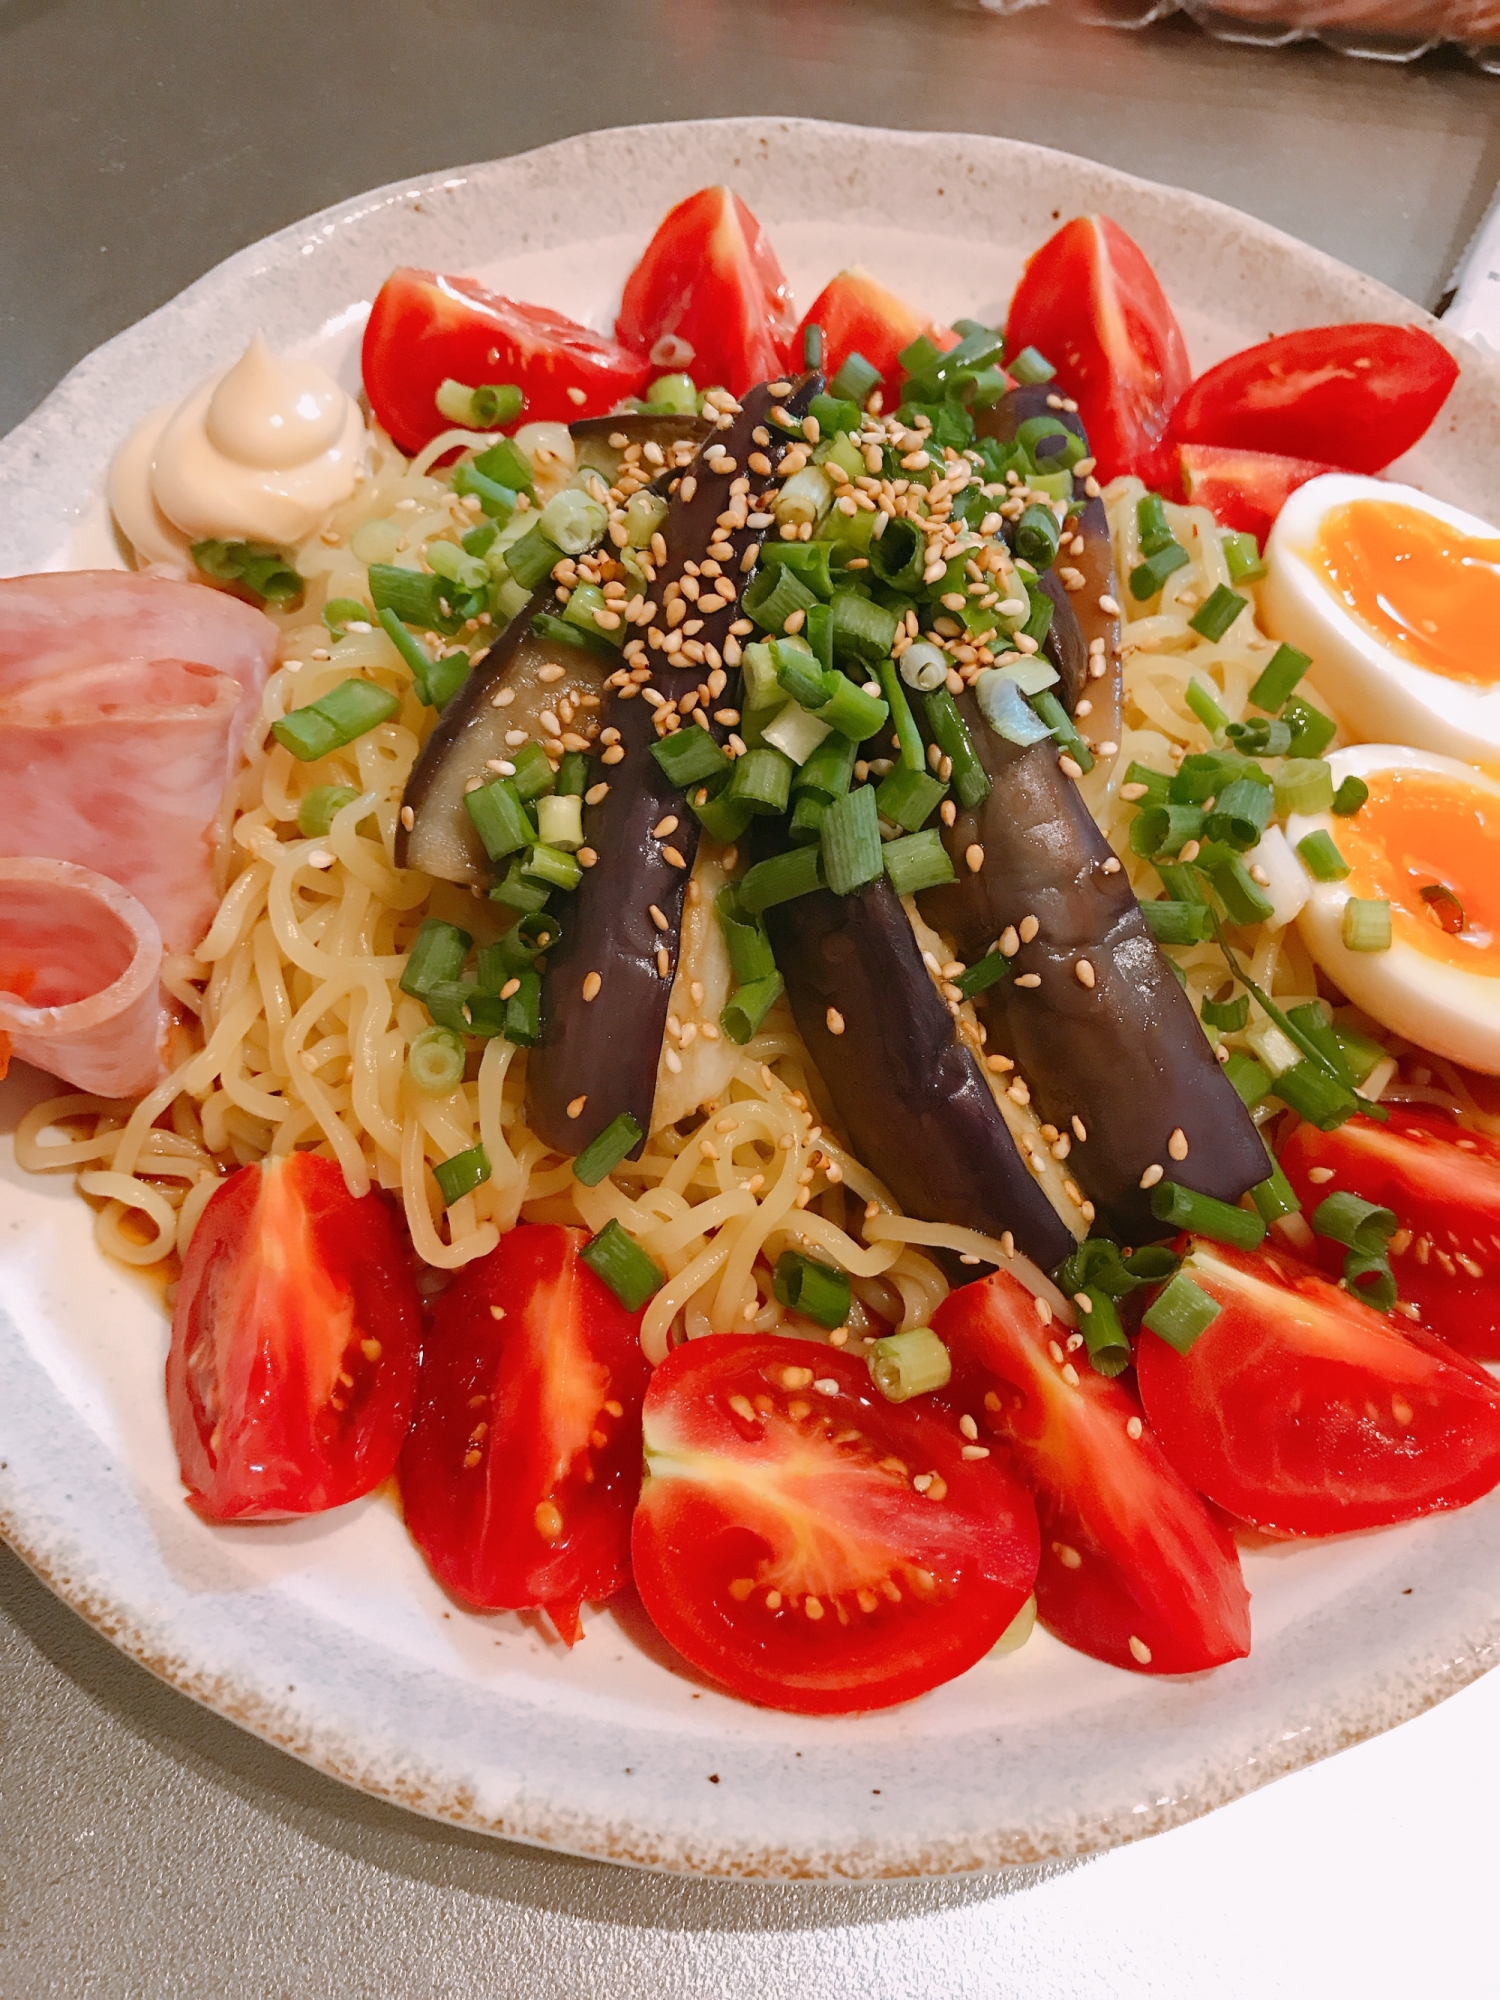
[0,858,166,1097]
[0,570,279,953]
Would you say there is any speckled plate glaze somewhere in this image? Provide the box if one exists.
[2,119,1498,1880]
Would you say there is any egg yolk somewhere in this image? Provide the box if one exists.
[1341,767,1500,974]
[1314,500,1500,688]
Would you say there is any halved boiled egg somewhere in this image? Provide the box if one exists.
[1285,744,1500,1074]
[1264,474,1500,765]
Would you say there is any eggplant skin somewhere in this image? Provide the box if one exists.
[767,876,1077,1273]
[918,709,1268,1245]
[526,376,821,1159]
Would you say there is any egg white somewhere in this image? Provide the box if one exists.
[1285,743,1500,1075]
[1263,474,1500,767]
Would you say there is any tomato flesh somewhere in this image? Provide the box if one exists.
[400,1224,649,1642]
[361,268,651,454]
[1165,323,1458,476]
[1137,1236,1500,1535]
[1004,216,1191,483]
[166,1153,421,1521]
[933,1272,1250,1676]
[1175,441,1343,544]
[631,1334,1038,1713]
[1279,1109,1500,1360]
[796,269,950,408]
[615,185,797,395]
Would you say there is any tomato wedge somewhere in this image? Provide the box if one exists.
[933,1273,1250,1676]
[1164,324,1458,476]
[166,1153,421,1521]
[1174,441,1343,544]
[631,1334,1038,1714]
[615,185,797,394]
[796,269,950,408]
[1137,1236,1500,1535]
[1279,1109,1500,1360]
[361,269,651,454]
[1004,216,1191,484]
[400,1224,649,1643]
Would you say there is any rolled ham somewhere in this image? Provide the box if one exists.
[0,858,166,1096]
[0,570,278,953]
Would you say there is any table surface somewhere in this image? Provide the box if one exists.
[3,3,1499,1993]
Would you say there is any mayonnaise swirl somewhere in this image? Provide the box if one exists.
[109,336,367,565]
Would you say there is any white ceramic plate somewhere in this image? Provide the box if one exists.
[3,118,1499,1880]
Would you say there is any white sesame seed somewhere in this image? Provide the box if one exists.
[582,972,602,1002]
[1168,1127,1189,1161]
[1308,1166,1335,1183]
[1074,958,1096,989]
[1128,1635,1153,1665]
[1139,1163,1164,1189]
[566,1095,587,1119]
[826,1007,845,1036]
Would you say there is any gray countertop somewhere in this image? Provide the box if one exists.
[2,4,1498,1993]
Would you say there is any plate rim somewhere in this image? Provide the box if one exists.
[3,113,1498,1879]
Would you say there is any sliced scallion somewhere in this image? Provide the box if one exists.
[1248,642,1311,713]
[1221,532,1266,584]
[297,784,361,838]
[867,1326,951,1401]
[272,678,402,762]
[432,1143,491,1207]
[821,784,883,895]
[1283,696,1337,760]
[882,827,956,896]
[773,1251,852,1330]
[651,728,731,788]
[1142,1270,1221,1353]
[1297,830,1350,882]
[1130,542,1191,600]
[581,1219,664,1312]
[875,764,946,832]
[1273,758,1335,817]
[954,950,1009,999]
[407,1025,467,1095]
[1311,1190,1398,1257]
[738,843,825,915]
[399,918,472,1001]
[1342,897,1392,952]
[1142,899,1215,946]
[829,349,882,404]
[1006,345,1056,386]
[1332,776,1369,817]
[1150,1180,1267,1250]
[1185,677,1229,736]
[1222,1050,1272,1110]
[464,778,535,862]
[1080,1289,1131,1377]
[922,689,991,809]
[721,971,785,1044]
[1188,584,1248,642]
[573,1112,644,1187]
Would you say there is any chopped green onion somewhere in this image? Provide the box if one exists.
[1142,899,1215,945]
[691,789,755,844]
[875,765,946,832]
[1201,987,1249,1032]
[1169,752,1245,806]
[794,731,859,803]
[1130,542,1191,600]
[882,827,956,896]
[1272,1058,1360,1130]
[867,1327,951,1402]
[1343,1247,1397,1312]
[922,689,991,809]
[776,466,835,528]
[1015,504,1061,568]
[1188,584,1248,642]
[1222,1050,1272,1110]
[624,490,670,547]
[1137,493,1174,552]
[1332,1021,1387,1086]
[726,745,795,816]
[297,784,361,838]
[1030,689,1094,773]
[651,728,730,788]
[522,843,583,893]
[432,1143,491,1207]
[1150,1180,1267,1250]
[1250,1153,1302,1225]
[1283,695,1337,759]
[1207,852,1274,926]
[451,462,518,521]
[829,349,882,404]
[788,795,827,845]
[954,950,1009,999]
[876,658,926,771]
[1343,897,1392,952]
[715,890,777,983]
[535,793,584,852]
[738,843,825,915]
[773,641,833,711]
[191,538,302,604]
[502,967,543,1044]
[1297,830,1350,882]
[407,1025,466,1096]
[1080,1289,1131,1378]
[1142,1270,1222,1353]
[573,1111,644,1187]
[1185,677,1230,736]
[744,564,817,632]
[830,590,901,666]
[1006,345,1056,386]
[562,581,623,645]
[488,862,552,914]
[1226,716,1293,758]
[368,562,444,631]
[465,778,534,862]
[1021,581,1055,647]
[472,436,534,495]
[1311,1190,1398,1256]
[763,541,836,601]
[1204,776,1274,850]
[531,609,614,658]
[819,675,889,743]
[1015,415,1084,471]
[1273,758,1335,817]
[422,978,505,1038]
[271,678,401,762]
[581,1218,664,1312]
[1221,532,1266,584]
[503,523,564,592]
[809,392,861,441]
[400,918,472,1001]
[554,751,589,798]
[721,971,785,1044]
[375,608,439,705]
[975,670,1054,748]
[1157,862,1210,905]
[322,596,369,638]
[868,516,926,593]
[435,378,523,427]
[773,1251,852,1330]
[1249,643,1311,713]
[645,371,699,415]
[1332,776,1369,817]
[507,741,557,802]
[821,784,883,895]
[1124,761,1172,807]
